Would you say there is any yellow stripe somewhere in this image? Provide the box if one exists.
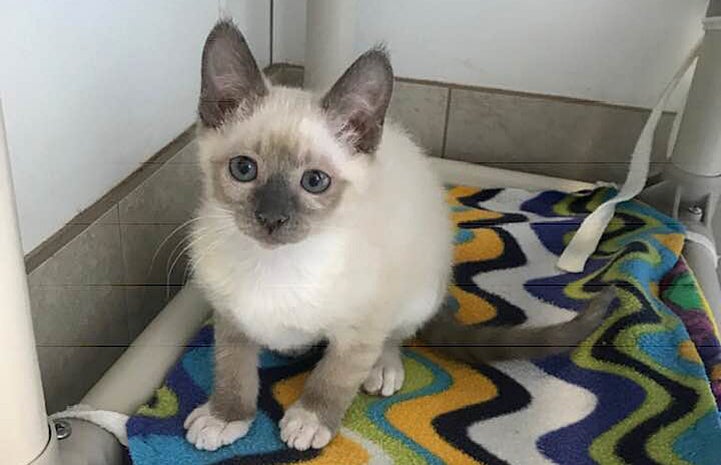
[447,186,482,203]
[454,229,504,263]
[386,348,497,465]
[452,228,504,325]
[452,208,503,225]
[451,285,496,325]
[652,233,684,256]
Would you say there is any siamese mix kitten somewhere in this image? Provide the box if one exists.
[184,20,614,452]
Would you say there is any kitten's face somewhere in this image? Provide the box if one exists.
[202,99,350,247]
[197,20,392,248]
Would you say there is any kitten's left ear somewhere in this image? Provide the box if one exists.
[321,47,394,154]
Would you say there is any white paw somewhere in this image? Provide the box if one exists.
[184,403,252,451]
[363,349,405,397]
[279,404,333,451]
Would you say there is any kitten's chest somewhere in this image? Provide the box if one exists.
[224,265,341,349]
[206,234,373,349]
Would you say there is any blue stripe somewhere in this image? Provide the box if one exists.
[364,350,453,465]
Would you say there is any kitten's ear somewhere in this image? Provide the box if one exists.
[321,47,394,154]
[199,20,267,128]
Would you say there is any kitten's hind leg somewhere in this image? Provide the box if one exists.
[185,316,259,451]
[362,340,404,397]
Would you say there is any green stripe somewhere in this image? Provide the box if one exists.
[137,386,179,418]
[576,265,716,464]
[344,355,435,464]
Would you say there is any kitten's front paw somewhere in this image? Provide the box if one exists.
[279,404,334,450]
[184,403,252,451]
[362,348,404,396]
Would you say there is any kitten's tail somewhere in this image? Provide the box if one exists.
[419,286,616,363]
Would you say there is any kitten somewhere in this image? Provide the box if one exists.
[183,20,614,452]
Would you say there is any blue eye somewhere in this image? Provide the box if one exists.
[301,169,331,194]
[229,156,257,182]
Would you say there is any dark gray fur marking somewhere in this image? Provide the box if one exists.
[199,19,267,128]
[321,47,394,154]
[420,286,617,363]
[210,313,260,422]
[252,175,297,235]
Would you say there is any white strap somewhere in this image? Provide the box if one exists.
[685,230,720,269]
[557,39,703,272]
[50,404,130,446]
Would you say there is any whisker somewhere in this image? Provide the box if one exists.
[181,226,234,284]
[145,215,228,282]
[183,228,234,285]
[166,225,233,297]
[166,229,215,289]
[163,222,223,283]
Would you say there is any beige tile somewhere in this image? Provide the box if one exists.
[266,65,304,88]
[125,285,182,340]
[37,345,125,414]
[120,223,190,286]
[445,88,674,169]
[118,161,202,225]
[28,207,123,285]
[29,284,128,346]
[168,139,199,165]
[118,142,202,286]
[27,206,127,415]
[388,81,448,157]
[27,204,128,380]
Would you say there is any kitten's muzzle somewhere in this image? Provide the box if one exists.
[252,175,295,236]
[254,210,290,234]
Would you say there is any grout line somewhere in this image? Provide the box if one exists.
[440,87,452,159]
[267,62,303,71]
[269,0,274,65]
[395,76,677,116]
[115,203,133,345]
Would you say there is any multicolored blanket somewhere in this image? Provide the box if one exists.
[127,186,721,464]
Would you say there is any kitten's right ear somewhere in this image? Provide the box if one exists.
[199,20,267,128]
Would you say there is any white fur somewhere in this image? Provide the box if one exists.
[184,403,253,451]
[280,404,333,450]
[192,86,453,355]
[363,346,405,396]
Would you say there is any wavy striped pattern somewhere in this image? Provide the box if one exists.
[128,186,721,465]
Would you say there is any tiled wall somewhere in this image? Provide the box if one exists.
[268,64,674,183]
[28,64,675,413]
[27,133,202,413]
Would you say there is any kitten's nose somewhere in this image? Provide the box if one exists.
[255,210,289,233]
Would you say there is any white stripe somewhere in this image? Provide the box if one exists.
[340,427,394,465]
[467,360,596,464]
